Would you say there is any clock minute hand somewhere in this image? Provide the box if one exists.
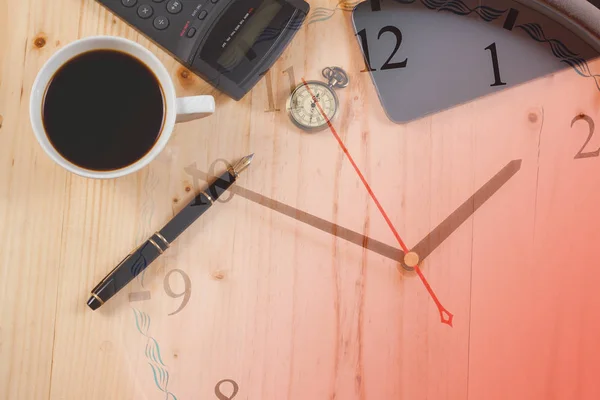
[402,159,522,271]
[300,78,456,324]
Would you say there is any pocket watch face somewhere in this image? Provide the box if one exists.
[287,80,339,131]
[70,0,600,399]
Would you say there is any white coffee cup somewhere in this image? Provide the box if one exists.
[30,35,215,179]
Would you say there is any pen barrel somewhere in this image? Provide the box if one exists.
[159,170,236,244]
[88,168,238,310]
[90,241,162,305]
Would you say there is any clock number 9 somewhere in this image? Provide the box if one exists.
[164,269,192,316]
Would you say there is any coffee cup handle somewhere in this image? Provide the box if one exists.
[175,96,216,123]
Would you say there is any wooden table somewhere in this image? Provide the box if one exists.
[3,0,600,399]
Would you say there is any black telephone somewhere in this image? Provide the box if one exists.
[96,0,310,100]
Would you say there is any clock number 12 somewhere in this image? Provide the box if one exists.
[357,26,408,72]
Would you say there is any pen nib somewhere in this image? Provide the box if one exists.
[231,153,254,177]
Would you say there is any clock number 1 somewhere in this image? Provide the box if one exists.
[265,66,297,112]
[485,42,507,87]
[357,28,375,72]
[265,70,280,112]
[357,26,408,72]
[283,66,297,94]
[164,269,192,316]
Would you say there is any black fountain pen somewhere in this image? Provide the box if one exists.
[86,154,254,310]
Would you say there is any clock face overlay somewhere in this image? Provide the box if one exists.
[82,1,600,399]
[352,0,600,122]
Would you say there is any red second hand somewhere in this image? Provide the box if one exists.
[302,79,453,326]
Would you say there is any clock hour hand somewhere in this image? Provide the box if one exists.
[401,159,522,271]
[184,163,402,262]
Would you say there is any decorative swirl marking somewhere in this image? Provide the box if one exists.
[253,0,360,46]
[419,0,506,22]
[136,168,159,286]
[129,246,149,278]
[255,18,305,44]
[136,169,159,244]
[132,308,178,400]
[253,6,310,46]
[254,0,505,44]
[306,0,362,25]
[517,23,579,58]
[388,0,506,22]
[515,23,600,91]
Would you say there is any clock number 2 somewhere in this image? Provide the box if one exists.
[571,114,600,159]
[357,26,408,72]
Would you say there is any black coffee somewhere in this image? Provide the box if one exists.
[42,49,164,171]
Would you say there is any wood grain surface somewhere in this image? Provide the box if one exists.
[2,0,600,399]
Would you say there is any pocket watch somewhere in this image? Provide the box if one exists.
[286,66,349,132]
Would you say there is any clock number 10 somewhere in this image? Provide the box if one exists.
[356,27,508,87]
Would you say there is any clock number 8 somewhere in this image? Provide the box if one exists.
[215,379,239,399]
